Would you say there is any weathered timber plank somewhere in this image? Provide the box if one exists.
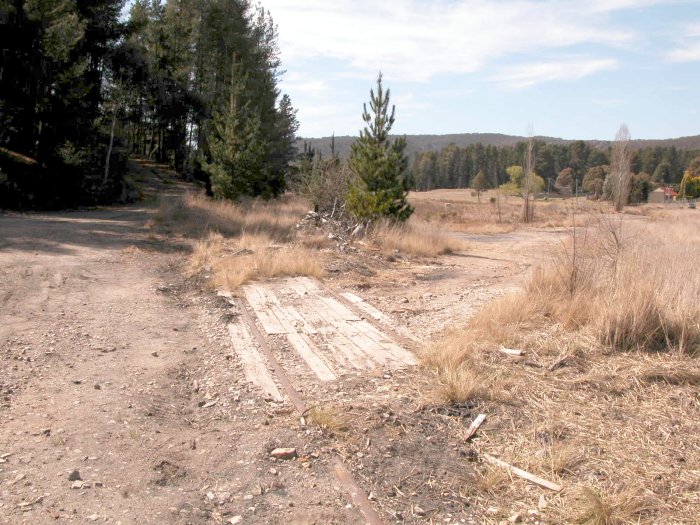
[243,285,287,335]
[227,321,283,401]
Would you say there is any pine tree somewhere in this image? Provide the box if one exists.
[202,54,269,200]
[347,73,412,222]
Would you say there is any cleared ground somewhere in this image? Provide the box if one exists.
[2,179,696,525]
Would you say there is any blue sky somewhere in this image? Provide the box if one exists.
[264,0,700,140]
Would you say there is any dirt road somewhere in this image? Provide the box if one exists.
[0,165,558,524]
[0,176,367,523]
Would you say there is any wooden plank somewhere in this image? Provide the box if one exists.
[340,291,423,345]
[237,304,306,414]
[285,331,336,382]
[482,454,563,492]
[318,295,417,366]
[499,347,525,357]
[243,285,287,335]
[334,461,384,525]
[464,414,487,441]
[253,285,338,381]
[313,296,394,365]
[227,322,283,401]
[295,295,380,369]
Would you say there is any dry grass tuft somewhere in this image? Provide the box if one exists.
[638,368,700,386]
[544,441,584,476]
[573,487,653,525]
[153,193,325,290]
[461,212,700,355]
[434,365,487,404]
[151,192,306,241]
[370,219,468,257]
[213,246,323,291]
[305,406,351,434]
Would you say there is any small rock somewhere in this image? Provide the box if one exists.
[486,507,500,515]
[538,495,548,510]
[87,514,99,521]
[252,485,263,496]
[269,468,277,475]
[201,399,218,409]
[270,448,297,460]
[229,517,242,525]
[414,505,426,516]
[71,480,85,489]
[68,470,82,481]
[151,351,159,357]
[243,494,254,501]
[508,511,523,523]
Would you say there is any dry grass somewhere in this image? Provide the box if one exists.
[423,209,700,524]
[573,487,654,525]
[213,247,323,291]
[151,192,306,241]
[154,193,325,290]
[464,212,700,355]
[304,406,351,434]
[409,189,602,233]
[370,218,469,257]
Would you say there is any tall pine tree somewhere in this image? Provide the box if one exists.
[347,73,412,222]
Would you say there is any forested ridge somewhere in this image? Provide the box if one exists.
[300,135,700,192]
[0,0,298,209]
[407,140,700,191]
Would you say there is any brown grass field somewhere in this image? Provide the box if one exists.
[422,192,699,524]
[156,187,698,523]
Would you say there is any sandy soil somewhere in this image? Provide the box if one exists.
[0,164,563,524]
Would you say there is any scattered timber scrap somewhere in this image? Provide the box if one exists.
[499,347,525,357]
[464,414,487,441]
[482,454,563,492]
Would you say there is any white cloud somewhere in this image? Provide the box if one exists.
[492,58,618,89]
[264,0,646,82]
[666,22,700,62]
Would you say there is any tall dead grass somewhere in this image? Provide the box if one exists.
[423,210,700,524]
[151,192,306,241]
[154,193,324,290]
[465,213,700,355]
[370,219,469,257]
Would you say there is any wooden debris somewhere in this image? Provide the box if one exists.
[482,454,563,492]
[464,414,487,441]
[549,355,575,371]
[499,347,525,357]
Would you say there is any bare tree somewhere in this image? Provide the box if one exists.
[611,124,631,213]
[521,127,535,223]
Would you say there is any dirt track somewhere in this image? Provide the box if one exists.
[0,165,559,524]
[0,174,369,523]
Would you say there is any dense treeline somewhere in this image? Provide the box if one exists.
[409,140,700,192]
[1,0,298,208]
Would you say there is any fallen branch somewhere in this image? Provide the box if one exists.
[482,454,563,492]
[464,414,487,441]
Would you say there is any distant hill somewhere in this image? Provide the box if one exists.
[297,133,700,158]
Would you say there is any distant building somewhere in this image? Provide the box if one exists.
[648,186,678,204]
